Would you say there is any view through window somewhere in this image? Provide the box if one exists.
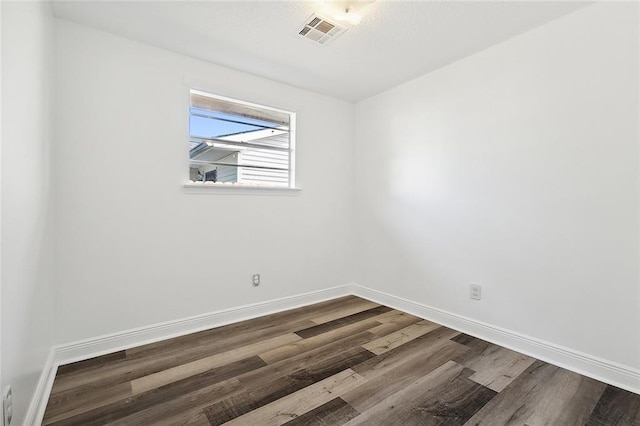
[189,90,295,187]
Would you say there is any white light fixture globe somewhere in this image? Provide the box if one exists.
[316,0,376,26]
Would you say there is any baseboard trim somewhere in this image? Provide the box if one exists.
[351,284,640,395]
[24,285,352,425]
[27,282,639,424]
[24,349,57,426]
[54,284,353,366]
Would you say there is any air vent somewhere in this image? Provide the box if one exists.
[298,13,346,45]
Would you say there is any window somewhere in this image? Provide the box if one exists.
[188,90,295,188]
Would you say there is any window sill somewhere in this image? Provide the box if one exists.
[182,182,302,195]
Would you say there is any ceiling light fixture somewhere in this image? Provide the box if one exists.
[315,0,376,26]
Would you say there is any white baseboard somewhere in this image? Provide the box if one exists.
[54,284,353,366]
[24,349,57,426]
[25,285,352,425]
[25,282,639,424]
[351,284,640,395]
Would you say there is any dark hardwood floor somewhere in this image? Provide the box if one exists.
[43,296,640,425]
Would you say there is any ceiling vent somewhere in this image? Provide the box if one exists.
[298,14,346,45]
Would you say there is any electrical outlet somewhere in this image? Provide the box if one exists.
[470,283,482,300]
[252,274,260,287]
[3,386,13,426]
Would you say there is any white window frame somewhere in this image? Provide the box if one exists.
[185,89,298,193]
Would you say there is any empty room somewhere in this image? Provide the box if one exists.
[1,0,639,425]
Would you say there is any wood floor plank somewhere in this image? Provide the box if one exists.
[236,329,375,390]
[43,382,132,425]
[155,412,210,426]
[345,361,496,425]
[49,346,246,404]
[343,336,469,412]
[454,342,536,392]
[259,318,380,364]
[47,357,262,426]
[451,333,492,353]
[352,326,461,378]
[295,306,393,339]
[366,311,423,337]
[205,344,374,424]
[104,378,243,426]
[223,368,366,426]
[284,397,360,426]
[464,360,607,426]
[111,409,212,426]
[374,309,420,323]
[205,390,264,425]
[586,385,640,426]
[307,299,381,325]
[130,332,300,394]
[361,320,441,355]
[55,351,127,376]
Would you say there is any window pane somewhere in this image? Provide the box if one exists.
[189,91,293,187]
[189,163,289,187]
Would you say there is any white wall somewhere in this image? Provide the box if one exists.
[2,1,55,423]
[0,0,4,420]
[355,2,639,370]
[54,20,355,344]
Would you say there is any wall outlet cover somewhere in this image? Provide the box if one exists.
[3,386,13,426]
[470,283,482,300]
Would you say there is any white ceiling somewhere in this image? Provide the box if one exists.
[51,1,589,102]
